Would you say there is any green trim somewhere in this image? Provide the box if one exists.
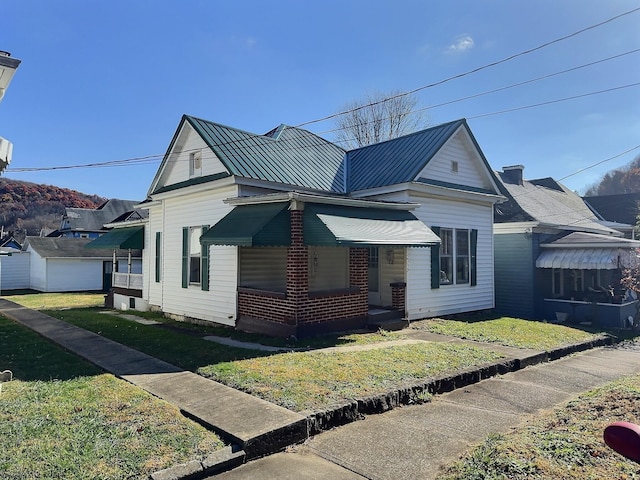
[181,227,189,288]
[201,225,210,291]
[415,178,498,196]
[155,232,161,283]
[85,226,144,250]
[470,229,478,286]
[430,226,441,289]
[152,172,231,195]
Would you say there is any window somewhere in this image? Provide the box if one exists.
[189,150,202,177]
[451,161,459,173]
[182,225,209,290]
[439,228,470,285]
[439,229,453,285]
[188,226,202,284]
[552,269,563,297]
[456,229,470,284]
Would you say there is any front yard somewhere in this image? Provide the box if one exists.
[0,316,225,480]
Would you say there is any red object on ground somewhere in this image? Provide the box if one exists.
[604,422,640,463]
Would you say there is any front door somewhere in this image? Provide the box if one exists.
[368,247,381,305]
[102,261,115,292]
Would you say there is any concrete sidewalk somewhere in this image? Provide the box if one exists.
[0,299,307,462]
[215,341,640,479]
[3,298,638,479]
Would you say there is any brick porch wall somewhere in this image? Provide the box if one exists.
[237,210,369,334]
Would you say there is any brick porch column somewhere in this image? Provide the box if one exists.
[349,247,369,317]
[390,281,407,313]
[286,207,308,325]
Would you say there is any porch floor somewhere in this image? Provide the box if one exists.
[367,307,407,331]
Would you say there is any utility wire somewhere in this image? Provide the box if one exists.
[296,6,640,128]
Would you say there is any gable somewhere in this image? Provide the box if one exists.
[150,120,230,195]
[416,128,496,192]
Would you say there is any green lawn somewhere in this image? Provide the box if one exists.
[3,291,105,310]
[0,316,225,480]
[412,317,601,350]
[438,374,640,479]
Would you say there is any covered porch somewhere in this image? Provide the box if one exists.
[202,194,439,337]
[535,232,640,328]
[85,225,146,310]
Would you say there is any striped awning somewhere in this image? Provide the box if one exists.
[535,248,633,270]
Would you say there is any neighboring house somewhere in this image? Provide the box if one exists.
[583,192,640,239]
[58,199,141,238]
[85,218,146,310]
[0,246,30,291]
[139,115,505,337]
[23,237,140,293]
[0,50,21,172]
[0,235,22,250]
[493,165,640,327]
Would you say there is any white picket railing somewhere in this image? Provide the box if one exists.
[113,272,143,290]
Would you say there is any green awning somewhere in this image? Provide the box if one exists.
[85,226,144,250]
[201,202,291,246]
[202,201,440,248]
[304,203,440,247]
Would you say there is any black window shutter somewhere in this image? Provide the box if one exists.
[181,227,189,288]
[155,232,161,283]
[470,229,478,286]
[201,225,210,291]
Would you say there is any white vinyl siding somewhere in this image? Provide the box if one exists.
[239,247,287,292]
[417,131,494,191]
[405,198,494,319]
[146,203,163,308]
[159,185,238,326]
[154,123,228,191]
[308,247,348,291]
[0,253,30,290]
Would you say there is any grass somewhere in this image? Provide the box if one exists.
[412,317,602,350]
[198,342,504,411]
[0,316,225,480]
[4,291,105,310]
[438,374,640,479]
[41,307,505,412]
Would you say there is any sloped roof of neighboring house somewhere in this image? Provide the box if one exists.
[347,119,465,191]
[544,231,640,247]
[494,167,620,235]
[62,199,140,232]
[583,193,640,226]
[24,237,138,258]
[157,115,347,193]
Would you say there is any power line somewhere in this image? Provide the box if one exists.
[559,144,640,181]
[467,81,640,120]
[297,6,640,128]
[317,48,640,137]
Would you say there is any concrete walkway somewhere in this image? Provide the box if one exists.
[4,298,640,479]
[215,341,640,479]
[0,299,307,460]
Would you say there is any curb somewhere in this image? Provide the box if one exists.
[148,334,615,479]
[303,334,615,435]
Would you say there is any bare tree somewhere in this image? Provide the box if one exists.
[333,90,428,149]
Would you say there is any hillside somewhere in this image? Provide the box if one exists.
[0,178,106,240]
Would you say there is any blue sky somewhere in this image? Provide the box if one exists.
[1,0,638,201]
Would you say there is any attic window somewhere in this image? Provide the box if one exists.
[189,150,202,178]
[451,161,459,173]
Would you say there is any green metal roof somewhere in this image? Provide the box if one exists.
[85,226,145,250]
[303,203,440,247]
[200,203,291,246]
[347,119,464,191]
[185,116,347,192]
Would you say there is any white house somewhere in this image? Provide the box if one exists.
[140,115,505,337]
[24,237,140,293]
[0,247,30,291]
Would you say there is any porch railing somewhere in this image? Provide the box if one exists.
[113,272,143,290]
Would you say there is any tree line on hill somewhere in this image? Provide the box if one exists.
[0,178,105,242]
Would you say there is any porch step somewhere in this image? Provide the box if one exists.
[367,308,408,332]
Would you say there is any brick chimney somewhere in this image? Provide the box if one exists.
[502,165,524,185]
